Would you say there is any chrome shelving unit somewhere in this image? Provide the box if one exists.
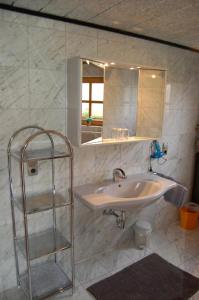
[7,126,74,300]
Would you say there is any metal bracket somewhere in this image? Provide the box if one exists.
[27,160,38,176]
[103,209,126,229]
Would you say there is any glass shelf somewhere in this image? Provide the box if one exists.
[14,192,69,214]
[11,147,71,161]
[17,229,71,260]
[20,261,72,299]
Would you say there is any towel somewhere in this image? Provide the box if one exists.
[164,185,188,207]
[155,172,188,207]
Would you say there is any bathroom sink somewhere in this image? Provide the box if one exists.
[101,180,161,199]
[74,173,177,211]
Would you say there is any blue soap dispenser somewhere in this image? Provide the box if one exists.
[150,140,164,159]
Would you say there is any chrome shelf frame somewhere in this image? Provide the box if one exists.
[11,148,71,161]
[20,261,72,300]
[14,192,69,215]
[16,228,71,260]
[7,126,75,300]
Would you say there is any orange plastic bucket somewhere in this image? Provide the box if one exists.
[180,207,198,230]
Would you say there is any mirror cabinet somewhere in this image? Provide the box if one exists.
[67,57,166,146]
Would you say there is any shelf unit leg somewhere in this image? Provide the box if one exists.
[51,157,57,264]
[21,209,33,300]
[70,157,75,294]
[11,212,20,287]
[7,152,21,287]
[21,160,33,300]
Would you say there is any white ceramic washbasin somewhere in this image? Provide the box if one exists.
[101,180,161,199]
[74,173,177,211]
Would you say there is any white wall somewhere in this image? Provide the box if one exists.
[0,9,199,291]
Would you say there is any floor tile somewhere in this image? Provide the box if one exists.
[47,285,94,300]
[96,249,132,273]
[151,239,194,267]
[75,258,108,284]
[0,287,27,300]
[180,257,199,278]
[123,245,151,263]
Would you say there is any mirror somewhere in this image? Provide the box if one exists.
[67,57,166,146]
[103,66,138,139]
[81,59,166,145]
[81,60,105,143]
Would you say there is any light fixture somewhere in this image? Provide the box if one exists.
[136,66,141,69]
[113,20,120,25]
[110,62,115,65]
[152,74,156,78]
[133,26,143,32]
[130,67,135,70]
[105,63,109,67]
[86,60,90,65]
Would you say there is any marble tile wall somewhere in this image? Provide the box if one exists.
[0,9,199,292]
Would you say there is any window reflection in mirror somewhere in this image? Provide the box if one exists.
[81,60,105,143]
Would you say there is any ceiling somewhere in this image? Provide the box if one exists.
[1,0,199,51]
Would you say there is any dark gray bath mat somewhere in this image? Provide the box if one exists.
[87,253,199,300]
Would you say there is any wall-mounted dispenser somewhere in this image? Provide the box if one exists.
[149,140,168,172]
[150,140,164,159]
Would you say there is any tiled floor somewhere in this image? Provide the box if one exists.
[1,221,199,300]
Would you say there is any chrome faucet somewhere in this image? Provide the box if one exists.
[113,168,127,182]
